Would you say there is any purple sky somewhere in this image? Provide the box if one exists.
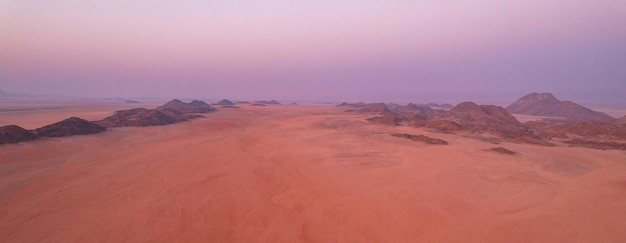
[1,1,625,104]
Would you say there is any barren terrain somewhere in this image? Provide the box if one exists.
[1,102,626,242]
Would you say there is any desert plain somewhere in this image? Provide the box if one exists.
[1,101,626,242]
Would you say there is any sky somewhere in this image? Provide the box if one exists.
[1,0,625,104]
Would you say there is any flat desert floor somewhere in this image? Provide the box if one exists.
[1,103,626,242]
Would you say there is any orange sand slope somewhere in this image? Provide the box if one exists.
[1,105,626,242]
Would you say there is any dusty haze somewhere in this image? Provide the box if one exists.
[1,1,625,104]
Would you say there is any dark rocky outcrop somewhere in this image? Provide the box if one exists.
[526,121,626,140]
[506,93,616,123]
[34,117,106,137]
[562,140,626,150]
[0,125,38,144]
[418,120,463,132]
[358,103,387,113]
[486,147,516,155]
[96,108,190,127]
[392,133,448,145]
[367,111,401,125]
[440,102,520,126]
[387,103,442,119]
[157,99,216,113]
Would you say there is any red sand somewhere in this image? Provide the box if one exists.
[1,104,626,242]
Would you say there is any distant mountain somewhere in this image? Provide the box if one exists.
[617,116,626,125]
[427,103,454,110]
[399,103,441,118]
[34,117,106,137]
[337,102,367,107]
[0,125,38,144]
[257,100,281,105]
[0,89,34,98]
[157,99,216,113]
[506,93,616,123]
[216,99,235,106]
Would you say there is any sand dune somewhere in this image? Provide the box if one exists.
[1,104,626,242]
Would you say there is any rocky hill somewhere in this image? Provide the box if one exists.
[423,102,549,145]
[0,125,38,144]
[386,103,442,119]
[439,102,520,126]
[34,117,106,137]
[367,110,401,125]
[96,108,191,127]
[157,99,216,113]
[506,93,616,123]
[617,115,626,125]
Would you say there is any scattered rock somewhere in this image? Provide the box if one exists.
[563,140,626,150]
[419,120,463,132]
[526,121,626,140]
[392,133,448,145]
[486,147,516,155]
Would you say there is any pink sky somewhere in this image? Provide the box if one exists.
[1,1,625,104]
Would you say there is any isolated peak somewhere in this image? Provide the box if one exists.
[165,99,185,104]
[506,92,616,123]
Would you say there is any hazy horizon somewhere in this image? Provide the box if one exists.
[1,1,625,105]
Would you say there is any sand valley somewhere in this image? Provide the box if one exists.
[1,101,626,242]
